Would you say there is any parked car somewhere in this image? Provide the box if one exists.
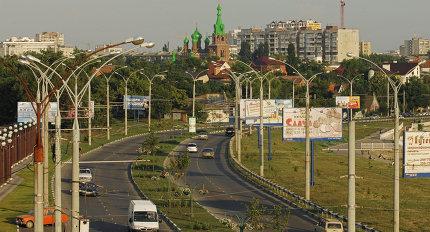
[225,127,235,137]
[79,182,99,197]
[79,168,93,183]
[201,148,215,159]
[16,207,69,228]
[187,143,198,153]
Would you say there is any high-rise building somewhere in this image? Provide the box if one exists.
[336,28,359,62]
[400,37,430,56]
[359,41,372,56]
[297,29,323,62]
[35,32,65,46]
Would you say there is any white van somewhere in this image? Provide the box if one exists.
[128,200,160,232]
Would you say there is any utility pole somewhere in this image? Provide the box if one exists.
[259,77,264,177]
[71,75,80,232]
[106,77,111,140]
[88,78,92,145]
[393,87,400,232]
[54,90,62,232]
[42,80,49,208]
[305,80,311,200]
[124,78,129,135]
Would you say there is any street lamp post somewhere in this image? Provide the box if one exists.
[269,57,325,200]
[104,66,128,140]
[185,69,209,121]
[139,71,166,132]
[336,73,362,232]
[346,53,423,232]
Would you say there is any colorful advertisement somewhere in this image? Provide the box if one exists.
[335,96,360,109]
[240,99,293,126]
[123,95,149,110]
[403,132,430,178]
[282,108,342,140]
[17,102,58,123]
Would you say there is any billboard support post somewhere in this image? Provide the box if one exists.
[310,140,315,186]
[268,127,272,161]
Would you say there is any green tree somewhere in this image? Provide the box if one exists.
[238,41,252,63]
[246,198,264,231]
[252,42,269,62]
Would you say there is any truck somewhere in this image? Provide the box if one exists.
[128,200,160,232]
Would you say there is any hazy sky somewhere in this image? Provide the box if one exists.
[0,0,429,52]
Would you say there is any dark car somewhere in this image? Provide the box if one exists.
[79,182,99,197]
[225,127,235,137]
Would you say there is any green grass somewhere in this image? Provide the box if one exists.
[132,133,233,232]
[0,119,185,231]
[238,120,430,232]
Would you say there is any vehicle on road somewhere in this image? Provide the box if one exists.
[225,127,235,137]
[79,182,99,197]
[128,200,160,232]
[79,168,93,182]
[187,143,198,153]
[315,218,344,232]
[201,148,215,159]
[16,207,69,228]
[195,133,209,140]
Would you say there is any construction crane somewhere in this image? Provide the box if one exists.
[340,0,346,28]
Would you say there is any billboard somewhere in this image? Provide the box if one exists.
[240,99,293,126]
[123,95,149,110]
[206,109,229,123]
[403,131,430,178]
[17,102,58,123]
[283,108,342,140]
[336,96,360,109]
[188,117,196,133]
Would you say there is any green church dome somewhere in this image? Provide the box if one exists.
[191,27,202,43]
[214,4,225,36]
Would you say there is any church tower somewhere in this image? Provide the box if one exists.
[191,27,202,57]
[183,36,189,55]
[208,4,230,61]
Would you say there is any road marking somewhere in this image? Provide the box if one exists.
[64,159,150,164]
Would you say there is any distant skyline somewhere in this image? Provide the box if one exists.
[0,0,429,52]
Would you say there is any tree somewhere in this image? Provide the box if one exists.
[252,42,269,62]
[286,43,298,73]
[162,43,169,52]
[238,41,252,63]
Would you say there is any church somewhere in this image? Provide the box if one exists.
[182,4,230,62]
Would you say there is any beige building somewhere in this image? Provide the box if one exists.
[0,37,57,57]
[94,44,124,56]
[35,32,64,46]
[337,29,359,62]
[360,41,372,56]
[400,37,430,56]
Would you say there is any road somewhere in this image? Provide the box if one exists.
[59,133,176,232]
[182,134,317,231]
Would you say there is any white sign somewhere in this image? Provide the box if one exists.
[283,108,342,140]
[124,95,149,110]
[403,132,430,178]
[240,99,293,125]
[188,117,196,133]
[17,102,58,123]
[206,109,229,123]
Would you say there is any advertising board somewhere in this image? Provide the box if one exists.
[282,107,342,140]
[403,131,430,178]
[240,99,293,126]
[123,95,149,110]
[17,102,58,123]
[335,96,360,109]
[188,117,196,133]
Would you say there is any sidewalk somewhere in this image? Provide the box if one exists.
[0,155,33,202]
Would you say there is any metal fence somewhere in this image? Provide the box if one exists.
[0,122,36,186]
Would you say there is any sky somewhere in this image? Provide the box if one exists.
[0,0,429,52]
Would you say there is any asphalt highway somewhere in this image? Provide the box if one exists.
[59,133,177,232]
[183,134,318,232]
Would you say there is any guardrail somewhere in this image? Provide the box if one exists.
[226,136,380,232]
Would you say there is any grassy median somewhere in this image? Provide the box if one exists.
[237,120,430,232]
[132,133,233,232]
[0,119,184,231]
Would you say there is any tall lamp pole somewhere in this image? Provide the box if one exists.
[138,71,166,132]
[336,73,363,232]
[185,69,209,119]
[346,53,423,232]
[269,57,325,200]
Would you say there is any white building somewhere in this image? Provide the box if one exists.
[337,28,359,62]
[0,37,57,57]
[35,32,65,46]
[94,44,124,56]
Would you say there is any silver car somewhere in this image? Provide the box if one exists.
[201,148,215,159]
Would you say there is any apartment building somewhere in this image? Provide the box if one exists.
[35,32,65,46]
[360,41,372,56]
[231,20,358,63]
[0,37,57,57]
[400,37,430,56]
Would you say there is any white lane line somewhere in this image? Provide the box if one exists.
[63,159,150,164]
